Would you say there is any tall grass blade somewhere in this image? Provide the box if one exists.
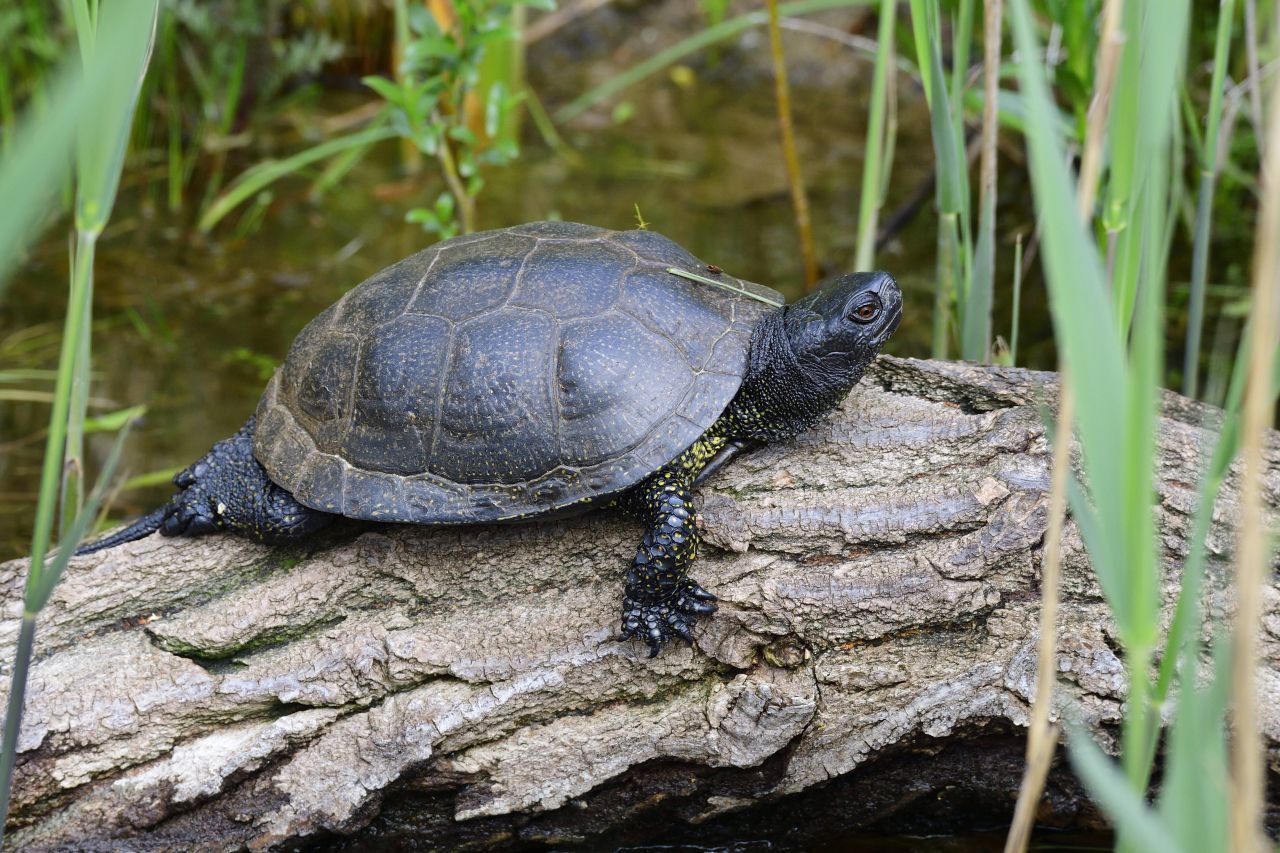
[1007,0,1125,589]
[73,0,157,238]
[62,0,158,543]
[912,0,974,359]
[949,0,974,119]
[1182,0,1237,399]
[0,67,84,298]
[0,412,139,835]
[853,0,896,271]
[0,2,159,838]
[198,124,399,232]
[765,0,819,288]
[1155,318,1280,711]
[1229,53,1280,852]
[1157,640,1232,852]
[1066,727,1182,852]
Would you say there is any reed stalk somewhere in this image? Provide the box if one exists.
[1003,376,1073,853]
[1008,233,1022,365]
[0,2,158,839]
[1228,58,1280,853]
[1182,0,1238,400]
[554,0,876,124]
[853,0,896,272]
[766,0,818,288]
[969,0,1000,363]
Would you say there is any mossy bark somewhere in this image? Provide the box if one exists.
[2,357,1277,850]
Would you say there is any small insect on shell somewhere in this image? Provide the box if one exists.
[706,264,722,274]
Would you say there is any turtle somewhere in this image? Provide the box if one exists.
[78,221,902,656]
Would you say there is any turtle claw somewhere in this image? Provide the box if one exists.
[619,579,717,656]
[674,583,719,616]
[671,621,695,645]
[688,583,718,602]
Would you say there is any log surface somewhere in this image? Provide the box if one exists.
[2,357,1278,850]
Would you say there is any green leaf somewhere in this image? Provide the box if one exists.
[198,124,399,232]
[120,466,183,491]
[405,207,438,226]
[1008,0,1128,595]
[1067,728,1182,852]
[0,66,84,297]
[362,74,405,105]
[74,0,160,237]
[448,125,478,145]
[82,404,147,434]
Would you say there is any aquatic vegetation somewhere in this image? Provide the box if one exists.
[368,0,547,238]
[765,0,819,288]
[853,0,898,272]
[0,1,159,839]
[198,0,542,238]
[1005,1,1279,850]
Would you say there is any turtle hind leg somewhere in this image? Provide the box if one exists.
[617,466,718,657]
[161,416,334,543]
[77,417,333,554]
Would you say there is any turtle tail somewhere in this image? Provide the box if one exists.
[74,505,169,556]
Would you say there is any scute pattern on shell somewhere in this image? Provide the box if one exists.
[254,221,782,523]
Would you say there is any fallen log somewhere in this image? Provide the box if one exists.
[2,356,1277,850]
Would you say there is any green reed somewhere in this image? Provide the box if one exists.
[1007,1,1278,849]
[910,0,979,360]
[0,1,158,839]
[1182,0,1238,400]
[853,0,897,271]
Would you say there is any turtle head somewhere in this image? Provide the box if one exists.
[782,271,902,382]
[726,270,902,444]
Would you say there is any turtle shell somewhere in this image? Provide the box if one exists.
[253,221,782,523]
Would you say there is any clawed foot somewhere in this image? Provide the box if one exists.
[158,419,332,543]
[619,580,718,657]
[160,460,222,537]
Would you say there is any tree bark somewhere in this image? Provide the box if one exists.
[2,357,1278,850]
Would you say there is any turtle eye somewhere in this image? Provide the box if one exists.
[849,298,881,324]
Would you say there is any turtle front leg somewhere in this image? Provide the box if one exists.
[617,466,718,657]
[159,417,333,544]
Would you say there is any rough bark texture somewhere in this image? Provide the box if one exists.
[2,357,1278,850]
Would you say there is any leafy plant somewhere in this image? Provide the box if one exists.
[367,0,548,238]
